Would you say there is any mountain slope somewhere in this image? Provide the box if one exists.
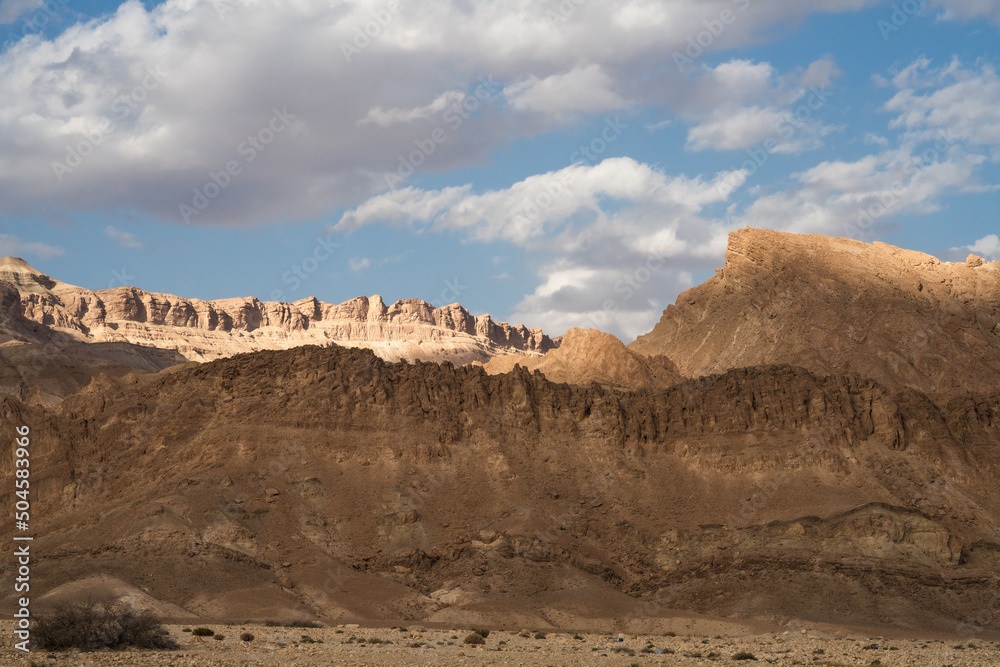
[484,328,682,390]
[3,345,999,632]
[629,228,1000,394]
[0,257,555,364]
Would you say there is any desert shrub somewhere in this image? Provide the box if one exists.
[534,632,547,639]
[474,628,490,638]
[182,628,192,633]
[191,627,214,637]
[664,631,676,637]
[288,620,322,628]
[369,637,383,644]
[33,599,174,651]
[240,632,254,642]
[213,634,225,641]
[733,651,758,660]
[264,620,280,627]
[463,633,485,645]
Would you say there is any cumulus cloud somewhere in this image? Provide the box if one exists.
[335,157,742,338]
[104,225,143,249]
[952,234,1000,260]
[883,57,1000,156]
[930,0,1000,24]
[678,58,842,153]
[0,0,886,226]
[0,233,62,259]
[348,256,371,271]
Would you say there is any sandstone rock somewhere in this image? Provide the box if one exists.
[0,258,556,365]
[629,228,1000,394]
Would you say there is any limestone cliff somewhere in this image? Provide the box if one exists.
[0,257,555,364]
[629,228,1000,394]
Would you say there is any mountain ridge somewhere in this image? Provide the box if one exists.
[0,257,556,364]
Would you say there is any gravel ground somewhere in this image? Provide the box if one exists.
[3,623,1000,666]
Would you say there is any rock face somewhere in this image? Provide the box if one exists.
[4,345,1000,631]
[484,328,682,390]
[629,228,1000,394]
[0,257,555,364]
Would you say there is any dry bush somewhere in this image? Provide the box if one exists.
[33,599,173,651]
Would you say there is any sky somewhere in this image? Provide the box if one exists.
[0,0,998,342]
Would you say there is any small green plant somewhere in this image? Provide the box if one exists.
[733,651,757,661]
[464,633,485,645]
[191,627,214,637]
[240,632,254,642]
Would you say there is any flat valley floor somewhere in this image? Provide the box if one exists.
[2,622,1000,666]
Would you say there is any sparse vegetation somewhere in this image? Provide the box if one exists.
[733,651,758,660]
[213,634,225,641]
[191,627,214,637]
[464,632,486,645]
[474,628,490,638]
[33,600,174,651]
[240,632,254,642]
[534,632,547,639]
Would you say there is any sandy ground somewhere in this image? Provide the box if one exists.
[3,622,1000,666]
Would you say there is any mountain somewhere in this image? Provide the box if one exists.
[629,228,1000,394]
[3,231,1000,636]
[483,327,682,390]
[4,344,999,632]
[0,257,555,365]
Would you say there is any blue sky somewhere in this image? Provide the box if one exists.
[1,0,998,341]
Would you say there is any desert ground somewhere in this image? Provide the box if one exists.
[3,620,1000,666]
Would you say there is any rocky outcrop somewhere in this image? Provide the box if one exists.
[484,327,683,390]
[5,345,1000,630]
[1,258,556,364]
[629,228,1000,394]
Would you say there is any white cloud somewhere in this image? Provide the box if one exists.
[0,0,42,25]
[336,157,742,339]
[359,90,467,127]
[645,119,671,132]
[0,0,888,226]
[679,58,842,153]
[104,225,143,249]
[864,132,890,147]
[883,58,1000,155]
[348,256,371,271]
[0,233,62,259]
[930,0,1000,24]
[505,64,630,118]
[952,234,1000,260]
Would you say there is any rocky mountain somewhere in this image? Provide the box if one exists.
[629,228,1000,394]
[3,344,999,632]
[3,230,1000,637]
[0,256,555,366]
[483,327,682,390]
